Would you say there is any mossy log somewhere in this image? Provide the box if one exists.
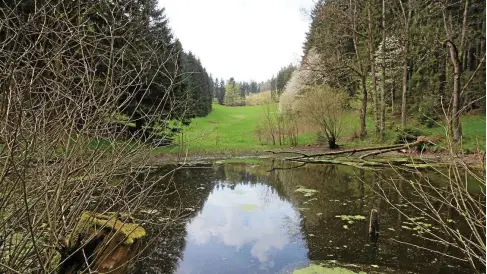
[268,136,438,169]
[57,211,146,274]
[268,136,433,160]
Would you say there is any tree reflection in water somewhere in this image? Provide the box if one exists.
[134,160,478,274]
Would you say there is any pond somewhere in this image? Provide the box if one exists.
[134,158,482,274]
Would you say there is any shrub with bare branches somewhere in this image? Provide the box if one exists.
[295,85,348,149]
[0,1,188,273]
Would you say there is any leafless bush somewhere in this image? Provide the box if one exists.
[255,98,299,146]
[263,103,280,145]
[281,111,299,147]
[0,1,188,273]
[295,84,347,149]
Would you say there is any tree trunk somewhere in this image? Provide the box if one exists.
[391,79,395,115]
[360,76,368,138]
[439,52,447,96]
[443,0,468,141]
[328,136,338,150]
[401,0,411,128]
[401,54,408,128]
[455,0,468,140]
[367,3,380,137]
[451,50,462,141]
[380,0,386,142]
[351,0,367,138]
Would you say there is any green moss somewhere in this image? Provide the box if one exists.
[49,252,61,272]
[234,189,246,195]
[295,186,319,197]
[293,264,366,274]
[239,204,261,211]
[335,215,366,221]
[74,212,146,245]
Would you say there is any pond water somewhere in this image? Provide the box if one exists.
[135,158,482,274]
[178,182,307,274]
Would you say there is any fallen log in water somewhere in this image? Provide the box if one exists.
[267,136,437,169]
[268,136,432,159]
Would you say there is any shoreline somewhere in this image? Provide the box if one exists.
[151,144,485,168]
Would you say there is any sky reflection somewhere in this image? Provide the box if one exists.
[177,182,308,274]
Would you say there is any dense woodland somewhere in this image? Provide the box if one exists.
[213,65,297,107]
[293,0,485,142]
[0,0,218,130]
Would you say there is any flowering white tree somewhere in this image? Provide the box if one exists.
[279,49,325,113]
[375,36,404,115]
[375,36,404,83]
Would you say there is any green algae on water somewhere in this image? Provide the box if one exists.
[293,264,366,274]
[295,185,318,197]
[240,204,261,211]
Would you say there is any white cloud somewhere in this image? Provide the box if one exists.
[159,0,315,82]
[185,184,300,265]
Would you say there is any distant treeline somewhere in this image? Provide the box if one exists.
[212,64,297,106]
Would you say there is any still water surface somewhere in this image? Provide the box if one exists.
[135,159,479,274]
[178,182,307,274]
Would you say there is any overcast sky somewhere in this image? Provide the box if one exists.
[160,0,315,82]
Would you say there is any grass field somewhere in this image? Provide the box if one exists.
[155,103,485,155]
[156,104,315,155]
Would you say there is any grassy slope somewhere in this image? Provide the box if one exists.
[156,103,485,155]
[156,104,315,155]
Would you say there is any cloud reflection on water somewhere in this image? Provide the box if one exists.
[181,182,304,271]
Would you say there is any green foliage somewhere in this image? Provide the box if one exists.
[182,52,213,117]
[115,1,185,128]
[275,64,297,95]
[214,79,226,105]
[297,85,348,149]
[416,96,440,128]
[224,79,245,106]
[395,127,422,144]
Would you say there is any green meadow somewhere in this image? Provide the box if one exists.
[156,103,485,155]
[156,103,312,155]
